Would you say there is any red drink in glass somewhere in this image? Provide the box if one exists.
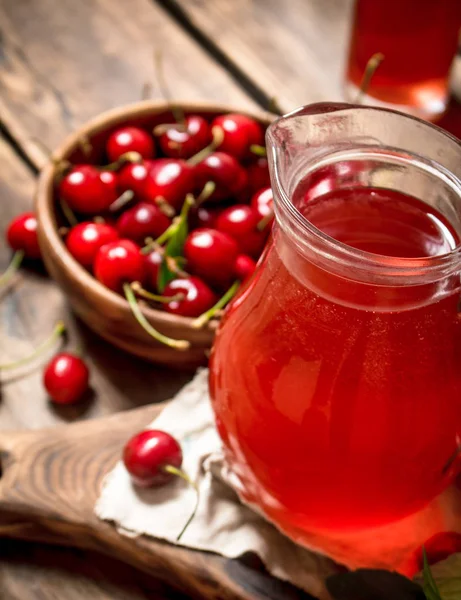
[209,104,461,563]
[346,0,461,119]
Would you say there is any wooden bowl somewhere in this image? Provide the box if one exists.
[36,101,273,368]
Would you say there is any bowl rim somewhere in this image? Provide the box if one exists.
[36,99,274,333]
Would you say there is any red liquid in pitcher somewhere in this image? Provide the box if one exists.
[210,184,461,533]
[346,0,460,115]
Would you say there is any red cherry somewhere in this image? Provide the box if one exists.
[212,113,264,160]
[163,276,217,317]
[118,161,155,199]
[189,205,222,230]
[94,239,145,292]
[116,202,170,245]
[66,222,118,269]
[106,127,155,162]
[144,249,163,291]
[194,152,247,202]
[43,352,90,404]
[59,166,118,214]
[123,429,182,487]
[144,159,195,211]
[158,115,212,159]
[234,254,256,282]
[247,157,270,194]
[184,228,238,288]
[251,186,273,217]
[216,205,267,258]
[6,212,41,259]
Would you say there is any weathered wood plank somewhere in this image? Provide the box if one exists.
[0,540,189,600]
[0,0,258,168]
[162,0,354,112]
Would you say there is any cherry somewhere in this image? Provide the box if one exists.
[247,157,271,194]
[143,249,163,291]
[106,126,155,162]
[6,212,41,259]
[158,115,212,159]
[94,239,145,292]
[234,254,256,282]
[251,187,274,220]
[118,161,156,199]
[43,352,90,404]
[194,152,247,202]
[66,222,118,269]
[123,429,183,487]
[163,276,217,317]
[211,113,264,160]
[189,205,222,230]
[184,228,239,289]
[59,166,118,214]
[144,158,195,211]
[216,205,267,258]
[116,202,170,245]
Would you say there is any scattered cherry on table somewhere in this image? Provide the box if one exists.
[43,352,90,405]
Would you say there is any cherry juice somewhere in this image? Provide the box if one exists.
[210,183,461,535]
[346,0,460,117]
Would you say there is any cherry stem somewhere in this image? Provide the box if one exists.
[153,123,186,136]
[123,282,190,351]
[93,216,106,224]
[195,181,216,208]
[154,50,186,127]
[130,281,185,304]
[192,280,240,329]
[0,250,25,288]
[155,197,176,218]
[250,144,267,157]
[187,126,225,166]
[355,52,385,104]
[0,320,66,371]
[103,151,143,172]
[60,199,78,226]
[109,190,135,213]
[257,211,274,231]
[163,464,200,541]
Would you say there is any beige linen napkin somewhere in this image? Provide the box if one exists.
[96,369,461,591]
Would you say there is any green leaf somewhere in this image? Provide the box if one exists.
[415,551,461,600]
[156,195,193,292]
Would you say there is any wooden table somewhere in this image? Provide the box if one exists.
[0,1,456,598]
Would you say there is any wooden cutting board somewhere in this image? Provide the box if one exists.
[0,403,330,600]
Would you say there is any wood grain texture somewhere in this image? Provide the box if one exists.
[162,0,354,112]
[0,0,257,168]
[0,404,332,600]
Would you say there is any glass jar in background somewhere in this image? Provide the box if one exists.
[345,0,461,120]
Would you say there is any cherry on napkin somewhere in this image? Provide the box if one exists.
[95,369,335,598]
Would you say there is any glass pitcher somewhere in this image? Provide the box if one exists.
[209,103,461,546]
